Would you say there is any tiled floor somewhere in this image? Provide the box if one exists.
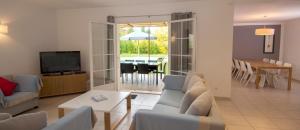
[219,79,300,130]
[25,78,300,130]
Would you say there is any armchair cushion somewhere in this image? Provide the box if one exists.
[14,75,41,92]
[0,77,17,96]
[5,92,38,107]
[157,90,184,107]
[0,111,47,130]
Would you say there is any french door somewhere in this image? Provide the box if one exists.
[89,22,117,90]
[169,18,196,75]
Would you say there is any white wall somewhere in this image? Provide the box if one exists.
[0,1,58,75]
[56,0,234,97]
[283,18,300,80]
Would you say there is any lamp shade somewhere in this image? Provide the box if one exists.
[255,28,274,36]
[0,24,8,33]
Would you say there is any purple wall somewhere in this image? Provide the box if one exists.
[233,25,281,60]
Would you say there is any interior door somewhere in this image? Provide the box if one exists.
[169,18,196,75]
[90,22,117,90]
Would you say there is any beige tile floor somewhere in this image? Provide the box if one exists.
[219,79,300,130]
[25,79,300,130]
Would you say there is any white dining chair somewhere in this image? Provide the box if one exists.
[273,63,292,88]
[263,58,270,63]
[236,60,247,80]
[233,59,240,78]
[270,59,276,64]
[242,62,254,86]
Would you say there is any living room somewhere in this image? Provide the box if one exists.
[1,0,300,130]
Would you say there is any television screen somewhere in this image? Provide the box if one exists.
[40,51,81,74]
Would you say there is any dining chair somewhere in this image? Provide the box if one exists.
[263,58,270,63]
[242,62,255,86]
[120,63,137,84]
[270,59,276,64]
[137,64,152,84]
[153,62,167,79]
[135,60,145,63]
[238,60,248,81]
[273,63,292,88]
[125,59,134,62]
[233,59,240,78]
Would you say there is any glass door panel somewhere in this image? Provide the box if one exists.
[90,22,117,90]
[170,19,195,76]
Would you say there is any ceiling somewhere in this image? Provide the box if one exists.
[234,0,300,23]
[15,0,300,23]
[20,0,196,9]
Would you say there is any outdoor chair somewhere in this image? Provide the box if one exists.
[153,62,167,79]
[120,63,137,83]
[137,64,152,84]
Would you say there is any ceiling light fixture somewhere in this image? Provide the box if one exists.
[255,16,274,36]
[0,21,8,34]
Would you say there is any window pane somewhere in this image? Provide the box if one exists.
[105,69,115,84]
[182,56,192,72]
[107,24,114,39]
[93,55,103,71]
[182,21,193,38]
[171,39,181,55]
[93,71,105,87]
[171,56,181,71]
[104,55,114,70]
[104,40,114,54]
[171,22,181,38]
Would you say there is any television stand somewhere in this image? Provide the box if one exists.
[39,72,88,97]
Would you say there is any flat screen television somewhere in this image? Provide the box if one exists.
[40,51,81,74]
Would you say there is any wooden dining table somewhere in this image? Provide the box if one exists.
[245,59,293,90]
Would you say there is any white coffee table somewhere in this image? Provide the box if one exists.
[58,90,131,130]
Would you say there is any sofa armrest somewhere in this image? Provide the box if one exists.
[43,106,94,130]
[14,74,42,92]
[162,75,186,91]
[130,109,200,130]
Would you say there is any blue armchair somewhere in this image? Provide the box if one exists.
[0,74,41,115]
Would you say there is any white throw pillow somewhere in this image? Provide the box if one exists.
[185,90,213,116]
[179,81,207,113]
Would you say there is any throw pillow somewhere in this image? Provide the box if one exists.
[0,77,17,96]
[0,111,47,130]
[179,81,207,113]
[182,74,203,92]
[185,90,213,116]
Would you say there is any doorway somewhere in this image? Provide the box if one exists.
[118,22,169,93]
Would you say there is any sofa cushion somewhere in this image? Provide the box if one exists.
[186,90,212,116]
[182,74,203,93]
[179,81,207,113]
[0,111,47,130]
[0,77,17,96]
[157,90,184,107]
[152,104,179,113]
[5,92,38,107]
